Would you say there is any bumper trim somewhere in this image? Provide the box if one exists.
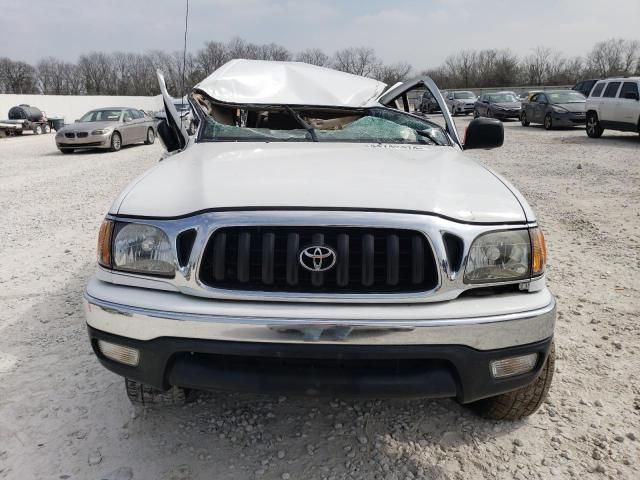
[87,325,553,402]
[84,290,555,350]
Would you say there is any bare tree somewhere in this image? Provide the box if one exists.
[373,62,412,86]
[586,38,640,77]
[522,46,553,85]
[195,41,230,76]
[0,58,38,93]
[256,43,291,61]
[295,48,329,67]
[333,47,380,77]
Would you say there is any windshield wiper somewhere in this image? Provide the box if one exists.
[285,106,318,142]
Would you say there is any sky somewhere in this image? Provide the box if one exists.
[2,0,639,69]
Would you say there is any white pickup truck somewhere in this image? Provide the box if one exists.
[84,60,555,420]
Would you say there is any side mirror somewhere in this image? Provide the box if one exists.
[74,119,79,123]
[624,91,639,100]
[123,117,131,123]
[156,118,182,152]
[464,118,504,150]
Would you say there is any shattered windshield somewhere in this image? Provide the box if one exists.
[199,106,449,146]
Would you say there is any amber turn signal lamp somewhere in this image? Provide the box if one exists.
[97,219,114,268]
[530,227,547,276]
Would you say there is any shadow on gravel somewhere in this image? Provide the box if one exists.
[43,144,144,156]
[2,268,524,479]
[558,134,640,148]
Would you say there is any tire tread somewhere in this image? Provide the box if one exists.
[125,378,188,407]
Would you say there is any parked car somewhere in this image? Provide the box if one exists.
[519,90,542,104]
[418,89,441,114]
[474,92,521,119]
[585,77,640,138]
[520,90,586,129]
[572,79,599,98]
[445,91,477,116]
[55,107,156,153]
[155,98,195,134]
[85,59,555,420]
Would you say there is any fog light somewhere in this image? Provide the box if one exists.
[490,353,538,379]
[97,340,140,366]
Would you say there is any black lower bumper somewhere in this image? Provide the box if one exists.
[88,326,553,403]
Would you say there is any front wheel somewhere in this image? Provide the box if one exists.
[125,378,190,407]
[473,109,480,118]
[450,105,456,117]
[59,148,74,154]
[144,128,155,145]
[521,112,530,126]
[586,112,603,138]
[470,342,555,420]
[544,114,553,130]
[110,131,122,152]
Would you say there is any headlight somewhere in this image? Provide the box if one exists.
[464,229,531,283]
[91,128,113,135]
[103,223,174,277]
[551,106,567,113]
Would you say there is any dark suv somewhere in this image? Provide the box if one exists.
[572,79,599,98]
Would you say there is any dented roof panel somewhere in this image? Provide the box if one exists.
[194,59,388,107]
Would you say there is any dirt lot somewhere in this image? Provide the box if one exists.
[0,121,638,480]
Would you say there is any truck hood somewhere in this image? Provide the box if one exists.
[194,59,387,107]
[113,143,527,224]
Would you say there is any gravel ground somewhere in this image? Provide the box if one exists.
[0,121,638,480]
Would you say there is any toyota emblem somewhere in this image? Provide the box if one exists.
[299,246,337,272]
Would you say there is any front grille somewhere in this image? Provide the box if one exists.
[199,226,438,294]
[64,132,75,138]
[76,132,88,138]
[58,141,103,147]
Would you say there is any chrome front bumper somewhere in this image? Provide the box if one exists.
[84,277,555,351]
[56,132,110,148]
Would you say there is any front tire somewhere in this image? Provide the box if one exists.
[586,112,603,138]
[470,342,555,420]
[521,112,530,126]
[473,109,480,118]
[110,131,122,152]
[544,114,553,130]
[59,148,74,154]
[450,105,456,117]
[144,128,155,145]
[125,378,190,407]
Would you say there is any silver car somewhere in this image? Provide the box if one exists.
[444,91,477,116]
[55,108,156,154]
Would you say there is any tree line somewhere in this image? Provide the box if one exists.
[0,37,638,96]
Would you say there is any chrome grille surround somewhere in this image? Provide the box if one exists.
[98,210,539,304]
